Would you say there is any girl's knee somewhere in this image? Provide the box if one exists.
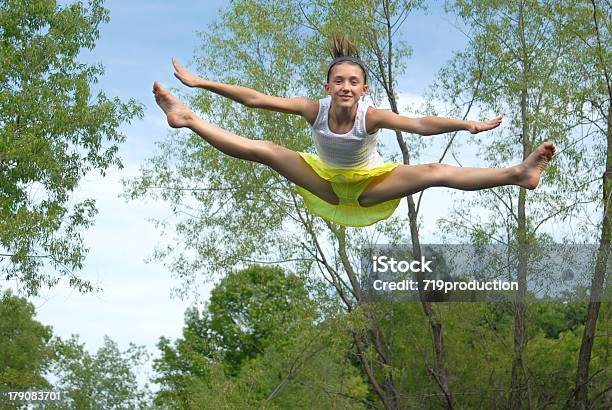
[426,162,449,172]
[426,162,451,184]
[251,140,283,164]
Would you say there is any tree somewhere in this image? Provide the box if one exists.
[186,316,370,410]
[124,0,457,406]
[0,290,150,410]
[0,0,142,295]
[546,1,612,407]
[153,265,320,408]
[435,0,599,406]
[47,335,151,410]
[153,308,214,409]
[0,290,54,409]
[206,265,315,374]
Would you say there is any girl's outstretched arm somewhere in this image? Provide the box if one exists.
[367,108,502,136]
[172,58,318,124]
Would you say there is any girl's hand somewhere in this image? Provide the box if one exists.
[468,115,503,134]
[172,58,203,87]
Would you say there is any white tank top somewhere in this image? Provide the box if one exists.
[310,96,384,169]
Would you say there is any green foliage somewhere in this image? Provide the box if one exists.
[0,290,150,409]
[187,317,369,410]
[0,0,143,295]
[151,268,610,408]
[206,265,315,374]
[122,0,327,289]
[529,300,587,339]
[47,335,151,410]
[437,0,593,236]
[366,300,610,408]
[526,328,581,407]
[153,265,370,409]
[153,309,214,408]
[0,290,53,409]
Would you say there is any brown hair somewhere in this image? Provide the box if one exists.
[329,34,361,59]
[326,34,367,83]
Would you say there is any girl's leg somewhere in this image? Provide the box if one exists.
[358,142,555,207]
[153,82,340,205]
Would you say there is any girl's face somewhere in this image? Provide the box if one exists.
[324,62,368,108]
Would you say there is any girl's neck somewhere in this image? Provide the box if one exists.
[328,103,358,134]
[329,102,357,121]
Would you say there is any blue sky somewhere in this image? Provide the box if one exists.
[26,0,489,388]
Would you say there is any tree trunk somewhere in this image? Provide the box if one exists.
[574,99,611,410]
[334,225,403,408]
[574,1,611,406]
[509,75,531,409]
[407,197,454,409]
[391,83,453,407]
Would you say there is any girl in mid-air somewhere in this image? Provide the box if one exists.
[153,36,555,227]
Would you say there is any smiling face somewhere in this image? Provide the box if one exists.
[324,62,368,108]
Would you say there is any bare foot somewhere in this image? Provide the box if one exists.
[152,81,195,128]
[516,142,556,189]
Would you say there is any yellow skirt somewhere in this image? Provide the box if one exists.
[295,152,401,227]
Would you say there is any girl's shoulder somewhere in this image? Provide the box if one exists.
[301,98,321,126]
[364,106,384,135]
